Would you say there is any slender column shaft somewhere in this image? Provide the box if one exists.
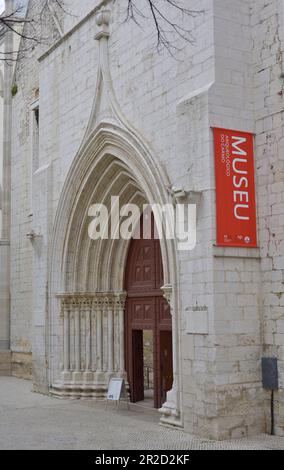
[119,307,125,373]
[96,309,103,372]
[91,309,96,371]
[75,306,81,372]
[85,308,91,371]
[108,308,114,372]
[63,308,70,371]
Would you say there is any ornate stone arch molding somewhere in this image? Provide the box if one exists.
[0,69,4,98]
[48,8,182,426]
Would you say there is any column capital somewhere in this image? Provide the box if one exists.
[57,291,127,313]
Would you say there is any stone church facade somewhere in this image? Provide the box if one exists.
[0,0,284,440]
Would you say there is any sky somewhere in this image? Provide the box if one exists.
[0,1,4,14]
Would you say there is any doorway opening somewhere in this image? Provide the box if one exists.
[124,217,173,409]
[143,330,154,404]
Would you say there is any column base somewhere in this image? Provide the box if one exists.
[62,371,72,382]
[51,371,125,399]
[72,371,83,383]
[83,371,94,382]
[159,385,182,428]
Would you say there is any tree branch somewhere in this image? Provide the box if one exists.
[121,0,204,54]
[0,0,204,61]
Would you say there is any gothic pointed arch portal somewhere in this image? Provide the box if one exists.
[49,124,181,424]
[48,7,182,427]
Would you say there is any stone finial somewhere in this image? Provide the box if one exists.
[95,9,111,40]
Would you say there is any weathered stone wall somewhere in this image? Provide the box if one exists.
[0,351,11,376]
[0,41,4,237]
[172,0,264,439]
[62,0,101,31]
[0,48,9,352]
[8,0,284,439]
[252,0,284,436]
[211,0,263,439]
[0,0,20,373]
[10,0,62,378]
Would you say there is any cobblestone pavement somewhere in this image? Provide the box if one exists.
[0,377,283,450]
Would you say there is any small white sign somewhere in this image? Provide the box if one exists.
[186,306,209,335]
[107,378,127,401]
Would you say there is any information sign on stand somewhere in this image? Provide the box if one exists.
[106,378,129,409]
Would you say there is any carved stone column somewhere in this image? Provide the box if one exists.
[116,294,127,375]
[54,292,127,398]
[160,284,181,425]
[62,300,71,374]
[83,298,93,382]
[102,297,108,372]
[95,298,103,374]
[59,298,71,382]
[107,297,114,373]
[73,299,82,382]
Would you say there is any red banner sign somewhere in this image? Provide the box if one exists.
[213,128,257,248]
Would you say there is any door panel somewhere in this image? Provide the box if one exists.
[126,239,156,293]
[160,331,173,405]
[127,297,155,330]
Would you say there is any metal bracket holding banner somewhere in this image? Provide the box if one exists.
[105,378,130,410]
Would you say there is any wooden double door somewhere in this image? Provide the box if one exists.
[125,229,173,409]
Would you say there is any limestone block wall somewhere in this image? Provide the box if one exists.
[0,1,14,372]
[0,57,3,237]
[203,0,284,438]
[251,0,284,436]
[62,0,102,32]
[174,0,265,439]
[10,0,62,378]
[209,0,264,439]
[176,87,217,437]
[0,69,6,348]
[8,0,284,439]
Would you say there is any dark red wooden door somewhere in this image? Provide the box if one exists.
[125,217,172,408]
[160,331,173,404]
